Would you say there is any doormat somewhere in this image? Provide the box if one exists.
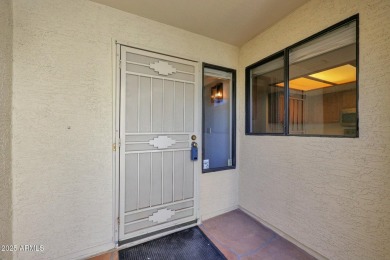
[119,226,226,260]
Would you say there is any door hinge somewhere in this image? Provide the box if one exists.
[119,60,122,69]
[113,139,121,151]
[117,217,120,225]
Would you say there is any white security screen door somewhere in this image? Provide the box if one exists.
[119,46,200,242]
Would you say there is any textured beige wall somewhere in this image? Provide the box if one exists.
[200,171,239,220]
[238,0,390,259]
[11,0,239,259]
[0,0,13,259]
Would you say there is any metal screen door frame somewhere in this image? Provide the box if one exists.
[116,44,201,243]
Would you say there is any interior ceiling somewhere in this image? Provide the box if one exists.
[90,0,309,46]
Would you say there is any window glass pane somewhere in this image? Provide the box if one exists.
[249,56,285,134]
[203,66,235,172]
[288,20,357,136]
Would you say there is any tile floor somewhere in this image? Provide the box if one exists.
[89,250,118,260]
[200,209,316,260]
[90,209,316,260]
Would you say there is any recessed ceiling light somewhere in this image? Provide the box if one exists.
[276,78,332,91]
[309,64,356,84]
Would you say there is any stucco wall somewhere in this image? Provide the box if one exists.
[238,0,390,259]
[11,0,239,259]
[0,0,13,259]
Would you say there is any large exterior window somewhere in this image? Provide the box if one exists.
[246,15,358,137]
[202,64,236,172]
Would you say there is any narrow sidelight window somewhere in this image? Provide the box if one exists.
[246,15,358,137]
[202,64,236,172]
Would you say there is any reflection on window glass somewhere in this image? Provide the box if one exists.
[250,56,284,134]
[246,16,358,137]
[289,20,357,136]
[203,66,235,172]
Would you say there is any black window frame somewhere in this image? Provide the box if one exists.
[245,14,359,138]
[202,63,237,173]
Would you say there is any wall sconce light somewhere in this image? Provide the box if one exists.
[211,83,223,103]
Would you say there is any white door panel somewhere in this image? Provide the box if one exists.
[119,46,199,241]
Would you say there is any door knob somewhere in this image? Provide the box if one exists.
[191,135,196,140]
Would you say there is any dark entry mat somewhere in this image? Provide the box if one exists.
[119,226,226,260]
